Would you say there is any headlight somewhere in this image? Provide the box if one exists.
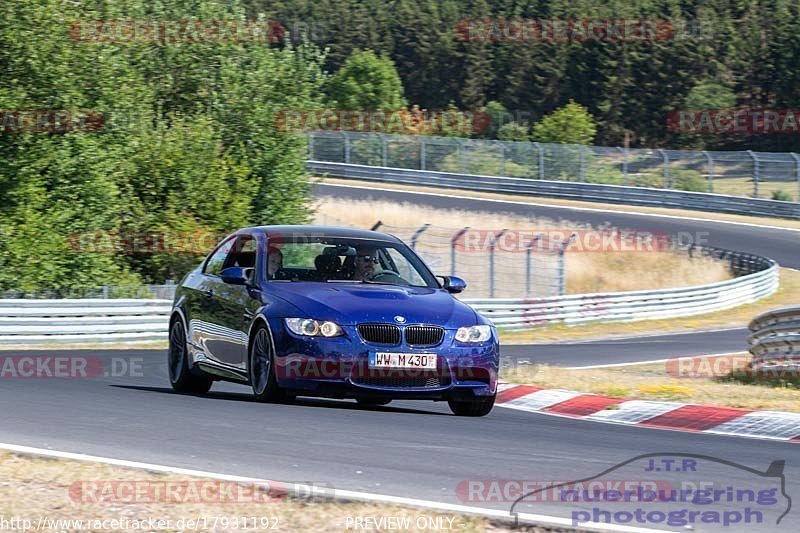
[455,325,492,343]
[285,318,343,337]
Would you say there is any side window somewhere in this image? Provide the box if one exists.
[203,237,236,277]
[226,235,257,269]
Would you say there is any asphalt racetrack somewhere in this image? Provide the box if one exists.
[0,348,798,532]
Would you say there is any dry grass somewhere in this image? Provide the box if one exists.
[0,451,525,532]
[566,251,728,294]
[313,196,586,233]
[313,196,730,295]
[501,354,800,412]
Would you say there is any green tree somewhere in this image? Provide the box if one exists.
[532,101,597,144]
[0,0,327,292]
[497,122,530,141]
[684,79,737,109]
[326,49,406,109]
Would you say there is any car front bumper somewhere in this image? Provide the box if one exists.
[268,319,499,401]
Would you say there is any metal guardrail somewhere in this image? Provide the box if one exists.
[0,284,176,300]
[309,131,800,203]
[466,247,778,329]
[0,247,777,342]
[0,299,172,344]
[308,161,800,219]
[748,306,800,370]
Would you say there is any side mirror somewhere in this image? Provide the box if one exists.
[220,266,251,285]
[439,275,467,294]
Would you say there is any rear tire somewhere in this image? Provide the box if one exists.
[168,319,213,394]
[249,324,286,402]
[356,398,392,406]
[448,395,495,417]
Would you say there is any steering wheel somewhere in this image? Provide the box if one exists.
[367,270,405,284]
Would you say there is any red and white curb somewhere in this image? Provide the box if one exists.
[495,383,800,442]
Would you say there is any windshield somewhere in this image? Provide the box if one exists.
[266,236,438,288]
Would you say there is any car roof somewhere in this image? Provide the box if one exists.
[241,225,402,243]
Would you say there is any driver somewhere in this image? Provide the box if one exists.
[267,246,283,278]
[351,245,379,281]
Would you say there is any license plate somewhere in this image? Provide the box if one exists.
[369,352,437,370]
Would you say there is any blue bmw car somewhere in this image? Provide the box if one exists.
[168,226,499,416]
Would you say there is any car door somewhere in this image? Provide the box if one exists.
[204,234,259,370]
[187,235,237,367]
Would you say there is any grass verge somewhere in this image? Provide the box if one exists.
[0,451,561,532]
[501,354,800,413]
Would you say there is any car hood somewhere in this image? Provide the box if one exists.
[266,282,478,327]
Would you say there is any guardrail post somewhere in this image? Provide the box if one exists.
[489,229,508,298]
[556,234,576,296]
[499,142,506,176]
[617,147,627,185]
[532,142,544,179]
[420,137,426,170]
[579,146,587,182]
[410,224,430,251]
[525,234,543,296]
[381,134,388,167]
[343,132,351,164]
[658,149,670,188]
[450,227,470,276]
[702,150,714,192]
[748,150,759,198]
[792,153,800,202]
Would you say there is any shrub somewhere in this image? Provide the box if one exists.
[772,190,794,202]
[672,169,708,192]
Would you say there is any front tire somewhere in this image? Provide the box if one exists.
[249,324,286,402]
[448,395,495,417]
[168,319,213,394]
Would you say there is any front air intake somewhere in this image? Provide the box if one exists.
[405,326,445,347]
[357,323,401,345]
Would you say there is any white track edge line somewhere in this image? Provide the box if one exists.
[0,441,666,533]
[563,351,744,369]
